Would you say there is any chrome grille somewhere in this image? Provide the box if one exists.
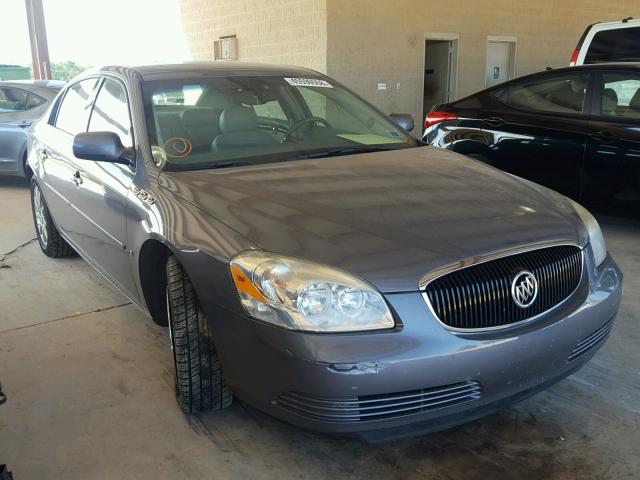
[274,381,482,423]
[424,245,583,330]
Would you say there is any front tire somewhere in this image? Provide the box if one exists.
[30,179,74,258]
[166,255,232,413]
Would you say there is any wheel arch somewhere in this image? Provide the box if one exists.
[138,238,175,326]
[23,149,34,179]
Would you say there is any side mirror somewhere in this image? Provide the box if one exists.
[389,113,415,132]
[73,131,134,166]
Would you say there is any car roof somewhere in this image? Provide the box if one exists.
[493,63,640,87]
[555,63,640,73]
[91,62,323,81]
[451,63,640,104]
[589,17,640,28]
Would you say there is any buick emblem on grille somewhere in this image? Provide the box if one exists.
[511,271,538,308]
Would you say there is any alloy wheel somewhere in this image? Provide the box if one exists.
[33,184,48,249]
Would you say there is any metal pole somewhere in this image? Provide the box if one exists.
[24,0,52,80]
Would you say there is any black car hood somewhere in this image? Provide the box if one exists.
[159,147,585,292]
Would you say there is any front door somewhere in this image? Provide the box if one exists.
[584,70,640,214]
[65,76,137,298]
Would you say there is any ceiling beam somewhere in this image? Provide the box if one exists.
[24,0,51,80]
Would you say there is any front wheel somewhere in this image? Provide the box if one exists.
[165,255,232,413]
[30,179,74,258]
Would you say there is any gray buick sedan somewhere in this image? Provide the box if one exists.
[27,63,622,440]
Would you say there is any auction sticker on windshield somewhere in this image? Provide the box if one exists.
[285,78,333,88]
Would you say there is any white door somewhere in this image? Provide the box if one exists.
[486,41,515,87]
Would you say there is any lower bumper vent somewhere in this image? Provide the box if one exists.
[274,381,482,423]
[569,319,614,362]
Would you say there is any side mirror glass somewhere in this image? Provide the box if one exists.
[73,131,134,166]
[388,113,415,133]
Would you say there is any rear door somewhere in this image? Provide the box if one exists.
[480,72,591,200]
[39,78,100,230]
[583,70,640,213]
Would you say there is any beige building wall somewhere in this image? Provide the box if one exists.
[179,0,640,127]
[179,0,328,73]
[326,0,640,127]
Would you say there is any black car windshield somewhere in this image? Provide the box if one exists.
[141,75,417,170]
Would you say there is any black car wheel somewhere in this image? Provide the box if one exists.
[30,179,74,258]
[165,255,232,413]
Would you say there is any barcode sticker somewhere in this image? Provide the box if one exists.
[284,78,333,88]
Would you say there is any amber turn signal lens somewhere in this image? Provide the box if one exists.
[231,264,265,302]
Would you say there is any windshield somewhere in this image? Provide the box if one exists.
[142,75,417,170]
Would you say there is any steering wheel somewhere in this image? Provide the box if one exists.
[283,116,331,142]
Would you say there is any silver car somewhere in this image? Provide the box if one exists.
[0,80,63,177]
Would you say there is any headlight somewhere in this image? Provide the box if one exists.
[570,199,607,267]
[230,252,395,332]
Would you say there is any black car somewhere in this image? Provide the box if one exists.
[423,63,640,216]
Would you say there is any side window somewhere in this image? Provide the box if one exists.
[497,74,589,114]
[88,78,133,148]
[600,73,640,119]
[585,27,640,64]
[0,87,29,113]
[55,79,99,135]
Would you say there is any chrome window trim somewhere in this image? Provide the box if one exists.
[419,241,585,334]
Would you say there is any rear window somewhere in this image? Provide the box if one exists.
[585,27,640,63]
[0,87,47,113]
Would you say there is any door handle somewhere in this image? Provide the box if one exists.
[72,170,83,186]
[483,116,506,127]
[18,121,32,129]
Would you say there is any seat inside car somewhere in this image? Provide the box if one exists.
[212,105,275,151]
[623,89,640,117]
[156,112,185,144]
[547,79,586,112]
[602,88,619,115]
[180,108,221,153]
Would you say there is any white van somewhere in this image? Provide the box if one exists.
[571,18,640,66]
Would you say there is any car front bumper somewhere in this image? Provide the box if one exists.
[208,252,622,439]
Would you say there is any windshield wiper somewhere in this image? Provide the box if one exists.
[209,160,255,169]
[292,145,406,161]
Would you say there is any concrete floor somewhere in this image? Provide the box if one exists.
[0,176,638,480]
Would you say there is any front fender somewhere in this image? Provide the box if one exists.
[128,180,259,318]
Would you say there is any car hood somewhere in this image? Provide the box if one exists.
[159,147,586,293]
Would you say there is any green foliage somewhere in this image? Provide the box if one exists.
[50,61,89,82]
